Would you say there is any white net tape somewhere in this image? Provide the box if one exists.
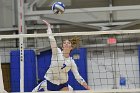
[0,30,140,39]
[32,88,140,93]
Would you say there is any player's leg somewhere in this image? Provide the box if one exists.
[60,84,73,91]
[60,87,69,91]
[59,82,70,91]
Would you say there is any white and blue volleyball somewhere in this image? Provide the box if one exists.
[52,2,65,14]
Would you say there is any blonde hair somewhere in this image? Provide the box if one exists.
[69,36,80,49]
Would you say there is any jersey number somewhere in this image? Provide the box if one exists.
[61,64,66,69]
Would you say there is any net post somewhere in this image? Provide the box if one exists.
[19,36,24,93]
[17,0,25,91]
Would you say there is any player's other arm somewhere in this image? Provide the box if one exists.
[71,61,91,90]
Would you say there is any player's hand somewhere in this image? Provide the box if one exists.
[42,20,50,26]
[42,20,52,34]
[82,82,91,90]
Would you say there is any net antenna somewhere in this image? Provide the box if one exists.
[0,56,8,93]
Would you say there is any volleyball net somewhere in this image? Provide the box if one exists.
[0,30,140,93]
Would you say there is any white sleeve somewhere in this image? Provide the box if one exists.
[47,26,58,55]
[71,60,86,85]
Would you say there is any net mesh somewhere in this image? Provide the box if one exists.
[0,30,140,93]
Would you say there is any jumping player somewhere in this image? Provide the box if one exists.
[32,20,90,91]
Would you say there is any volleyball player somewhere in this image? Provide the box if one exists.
[32,20,90,91]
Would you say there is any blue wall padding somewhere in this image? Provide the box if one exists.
[68,48,87,90]
[139,46,140,80]
[37,48,87,90]
[10,50,37,92]
[37,50,52,80]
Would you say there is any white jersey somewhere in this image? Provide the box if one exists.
[44,48,85,85]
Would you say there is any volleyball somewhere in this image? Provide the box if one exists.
[52,2,65,14]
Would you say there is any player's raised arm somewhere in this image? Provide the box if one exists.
[42,20,58,55]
